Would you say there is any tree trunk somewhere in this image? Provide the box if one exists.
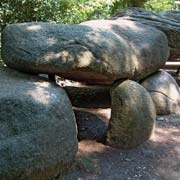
[127,0,146,7]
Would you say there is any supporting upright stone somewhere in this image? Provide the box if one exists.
[106,80,156,149]
[0,67,78,180]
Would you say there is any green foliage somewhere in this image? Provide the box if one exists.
[145,0,174,12]
[110,0,148,14]
[53,0,115,24]
[0,0,57,25]
[0,0,176,25]
[0,0,115,25]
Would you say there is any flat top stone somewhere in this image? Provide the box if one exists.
[2,20,169,84]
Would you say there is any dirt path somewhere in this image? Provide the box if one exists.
[57,109,180,180]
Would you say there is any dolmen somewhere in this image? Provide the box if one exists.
[1,8,180,180]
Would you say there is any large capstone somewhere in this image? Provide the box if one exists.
[2,21,169,84]
[106,80,156,149]
[141,70,180,115]
[0,67,78,180]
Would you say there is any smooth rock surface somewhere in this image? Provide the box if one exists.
[0,67,78,180]
[112,7,180,60]
[107,80,156,149]
[2,21,169,84]
[141,70,180,115]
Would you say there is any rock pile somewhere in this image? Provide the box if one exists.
[1,7,180,179]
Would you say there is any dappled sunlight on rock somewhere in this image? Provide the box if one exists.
[26,82,55,105]
[2,21,169,84]
[168,81,180,98]
[116,18,150,32]
[82,18,168,81]
[82,19,147,33]
[26,24,42,31]
[43,45,94,69]
[0,67,78,179]
[44,51,73,63]
[47,38,58,46]
[76,51,95,68]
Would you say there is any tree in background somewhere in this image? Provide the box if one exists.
[115,0,147,8]
[127,0,147,7]
[0,0,115,25]
[0,0,176,26]
[110,0,148,14]
[145,0,174,12]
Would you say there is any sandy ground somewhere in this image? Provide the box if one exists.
[57,109,180,180]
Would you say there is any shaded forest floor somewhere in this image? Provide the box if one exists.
[58,109,180,180]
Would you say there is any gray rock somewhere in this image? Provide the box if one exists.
[141,70,180,115]
[74,109,108,142]
[106,80,156,149]
[112,7,180,60]
[0,67,78,180]
[64,85,111,108]
[159,10,180,22]
[2,21,169,84]
[81,19,169,78]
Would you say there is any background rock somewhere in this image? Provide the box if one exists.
[0,67,78,180]
[141,70,180,115]
[2,21,168,84]
[159,10,180,22]
[112,7,180,60]
[107,80,156,149]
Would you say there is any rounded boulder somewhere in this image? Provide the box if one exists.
[0,67,78,180]
[141,70,180,115]
[106,80,156,149]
